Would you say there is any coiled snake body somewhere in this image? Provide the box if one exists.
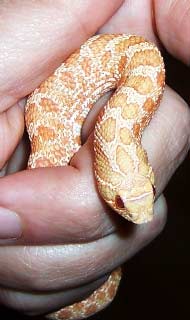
[25,34,165,320]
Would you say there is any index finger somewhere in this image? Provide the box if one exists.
[0,0,123,167]
[0,0,123,112]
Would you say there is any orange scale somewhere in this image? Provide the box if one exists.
[130,49,162,69]
[52,146,67,160]
[40,98,59,113]
[95,290,106,302]
[31,137,45,154]
[140,115,149,129]
[81,57,92,77]
[61,136,70,145]
[88,81,96,93]
[69,302,84,315]
[38,76,56,92]
[60,97,74,111]
[48,119,64,130]
[117,74,127,88]
[75,92,85,102]
[55,308,73,320]
[26,103,45,124]
[157,70,165,88]
[114,38,132,54]
[107,283,117,300]
[84,303,98,317]
[118,56,128,75]
[109,93,125,109]
[127,75,154,95]
[61,71,76,90]
[65,49,80,67]
[133,123,141,139]
[101,51,112,67]
[80,81,89,94]
[75,114,85,124]
[143,97,155,113]
[37,126,56,141]
[73,135,81,145]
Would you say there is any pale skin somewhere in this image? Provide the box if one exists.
[0,0,189,317]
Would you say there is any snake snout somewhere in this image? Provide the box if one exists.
[114,183,154,224]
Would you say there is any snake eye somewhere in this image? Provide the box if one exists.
[115,195,125,209]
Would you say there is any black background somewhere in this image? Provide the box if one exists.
[1,54,190,320]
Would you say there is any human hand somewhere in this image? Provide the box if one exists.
[0,0,189,318]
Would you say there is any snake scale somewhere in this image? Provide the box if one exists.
[25,34,165,320]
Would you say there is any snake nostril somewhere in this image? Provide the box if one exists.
[115,195,125,209]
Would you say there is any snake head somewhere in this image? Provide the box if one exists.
[112,176,155,224]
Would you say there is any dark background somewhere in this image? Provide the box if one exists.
[1,54,190,319]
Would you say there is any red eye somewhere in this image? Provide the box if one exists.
[115,195,125,209]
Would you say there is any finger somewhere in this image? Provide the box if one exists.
[0,163,118,244]
[0,0,123,168]
[0,86,189,243]
[99,0,190,64]
[0,99,25,169]
[0,0,123,113]
[141,86,190,194]
[0,195,166,293]
[0,276,108,316]
[99,0,159,44]
[154,0,190,64]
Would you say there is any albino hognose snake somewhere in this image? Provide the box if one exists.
[25,34,165,320]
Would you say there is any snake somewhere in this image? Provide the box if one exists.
[25,34,165,320]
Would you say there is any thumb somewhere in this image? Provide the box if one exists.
[0,134,118,244]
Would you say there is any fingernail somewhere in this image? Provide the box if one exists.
[0,207,22,240]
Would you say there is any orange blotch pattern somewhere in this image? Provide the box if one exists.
[118,56,128,74]
[127,75,154,95]
[130,49,162,68]
[39,75,57,93]
[121,102,139,120]
[37,126,56,141]
[116,145,134,174]
[100,117,116,142]
[61,71,76,90]
[143,97,155,113]
[157,70,165,88]
[133,123,141,138]
[120,127,132,145]
[40,98,60,113]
